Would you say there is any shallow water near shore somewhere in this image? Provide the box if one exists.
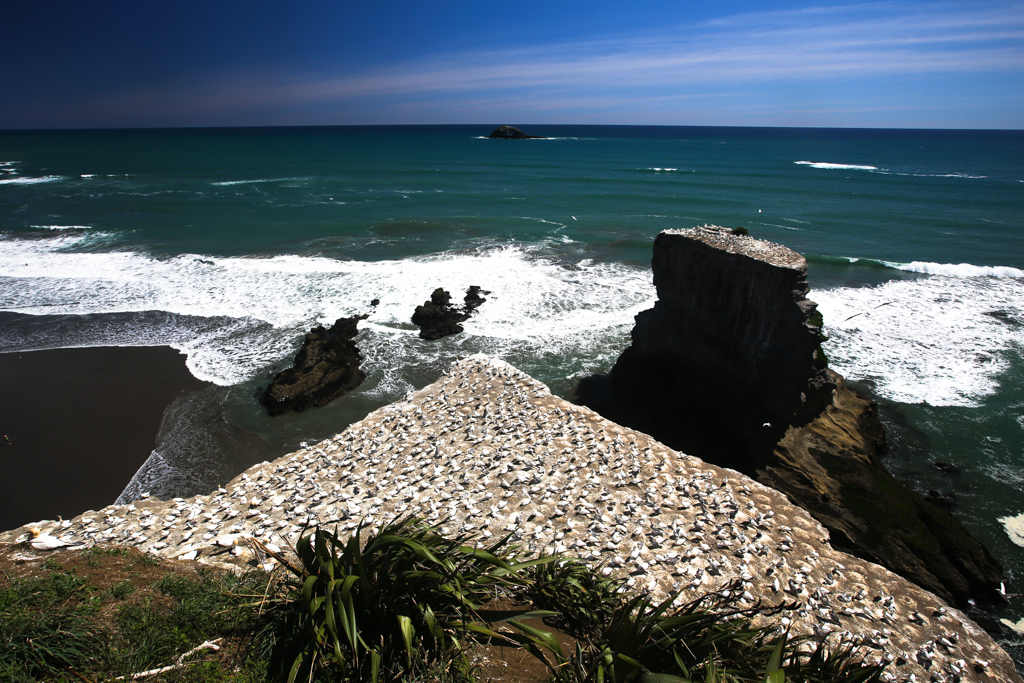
[1,124,1023,659]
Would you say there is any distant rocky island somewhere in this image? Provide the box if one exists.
[487,125,545,139]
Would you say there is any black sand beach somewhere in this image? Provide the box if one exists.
[0,346,207,531]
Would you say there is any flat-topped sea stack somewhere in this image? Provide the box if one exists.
[3,356,1018,682]
[579,226,835,467]
[577,226,1002,611]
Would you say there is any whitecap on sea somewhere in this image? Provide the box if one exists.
[794,161,878,171]
[814,268,1024,407]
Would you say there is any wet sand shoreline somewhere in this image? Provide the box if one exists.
[0,346,207,530]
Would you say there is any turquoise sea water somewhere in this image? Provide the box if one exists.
[1,124,1023,646]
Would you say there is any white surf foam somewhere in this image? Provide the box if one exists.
[893,261,1024,278]
[814,274,1024,406]
[30,225,93,231]
[999,513,1024,548]
[211,177,309,186]
[883,171,988,179]
[645,167,679,172]
[794,161,878,171]
[0,175,64,185]
[756,222,802,231]
[0,234,654,388]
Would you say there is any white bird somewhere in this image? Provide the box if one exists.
[999,582,1021,599]
[572,216,577,220]
[29,528,66,551]
[762,422,772,428]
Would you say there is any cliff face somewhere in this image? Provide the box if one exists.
[765,376,1003,609]
[580,227,834,472]
[577,226,1002,609]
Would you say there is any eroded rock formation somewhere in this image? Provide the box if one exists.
[260,315,368,415]
[577,226,1002,609]
[411,287,488,340]
[578,227,834,471]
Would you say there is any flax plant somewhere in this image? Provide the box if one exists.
[266,517,555,683]
[525,561,885,683]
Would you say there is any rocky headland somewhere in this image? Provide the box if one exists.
[260,314,368,415]
[3,355,1019,682]
[576,226,1003,611]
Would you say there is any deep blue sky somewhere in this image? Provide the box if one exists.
[3,0,1022,129]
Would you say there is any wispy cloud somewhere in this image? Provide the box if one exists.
[16,1,1024,127]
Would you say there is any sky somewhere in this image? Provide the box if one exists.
[2,0,1022,129]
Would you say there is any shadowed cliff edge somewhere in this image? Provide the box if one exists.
[576,226,1003,611]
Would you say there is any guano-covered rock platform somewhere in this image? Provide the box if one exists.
[1,355,1019,683]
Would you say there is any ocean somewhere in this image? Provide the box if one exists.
[1,124,1022,648]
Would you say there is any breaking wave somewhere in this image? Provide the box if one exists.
[0,232,654,391]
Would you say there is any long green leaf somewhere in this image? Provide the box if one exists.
[398,614,415,668]
[370,649,381,683]
[323,579,344,664]
[764,635,786,683]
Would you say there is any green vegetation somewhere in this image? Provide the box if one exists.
[732,227,749,236]
[527,559,882,683]
[261,517,555,682]
[0,552,272,682]
[1,520,886,682]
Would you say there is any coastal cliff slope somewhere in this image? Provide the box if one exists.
[576,227,1002,610]
[2,356,1018,683]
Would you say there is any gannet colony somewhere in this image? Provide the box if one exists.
[2,355,1019,683]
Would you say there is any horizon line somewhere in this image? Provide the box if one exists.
[2,122,1023,133]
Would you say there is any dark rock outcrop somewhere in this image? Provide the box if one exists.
[763,375,1002,608]
[411,287,488,340]
[577,226,1003,609]
[487,125,544,139]
[578,226,834,473]
[260,315,368,416]
[463,285,488,313]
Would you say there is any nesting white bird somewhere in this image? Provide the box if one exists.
[29,527,67,551]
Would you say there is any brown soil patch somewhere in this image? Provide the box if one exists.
[471,598,578,683]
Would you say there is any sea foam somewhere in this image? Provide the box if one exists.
[794,161,878,171]
[0,233,654,390]
[894,261,1024,278]
[0,175,64,185]
[211,177,310,186]
[815,272,1024,407]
